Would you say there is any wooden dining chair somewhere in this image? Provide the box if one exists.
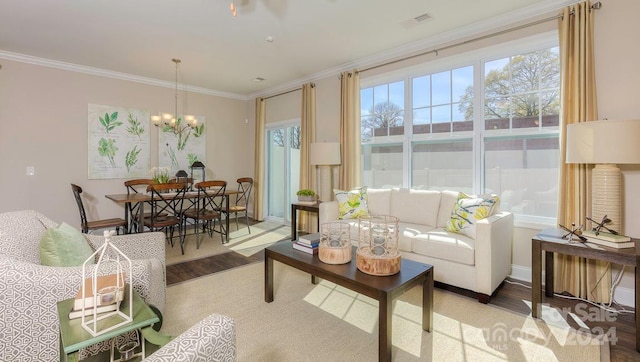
[223,177,253,234]
[70,184,127,234]
[144,182,187,254]
[182,180,227,248]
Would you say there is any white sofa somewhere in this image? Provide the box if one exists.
[319,188,514,303]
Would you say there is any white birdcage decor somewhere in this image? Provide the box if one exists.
[80,230,134,337]
[357,215,401,276]
[318,222,352,264]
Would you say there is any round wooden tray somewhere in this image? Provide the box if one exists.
[355,248,401,276]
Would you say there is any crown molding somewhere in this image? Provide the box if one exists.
[0,50,248,101]
[251,0,576,99]
[2,0,577,102]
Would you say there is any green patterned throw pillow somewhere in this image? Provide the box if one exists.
[445,193,499,239]
[334,187,369,220]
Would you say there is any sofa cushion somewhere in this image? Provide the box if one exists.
[407,228,476,266]
[334,187,369,219]
[39,222,95,267]
[390,188,441,226]
[366,188,392,216]
[445,193,499,239]
[436,190,460,228]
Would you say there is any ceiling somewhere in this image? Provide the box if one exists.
[0,0,570,98]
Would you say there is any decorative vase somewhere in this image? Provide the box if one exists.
[318,222,351,264]
[356,215,401,276]
[298,195,316,202]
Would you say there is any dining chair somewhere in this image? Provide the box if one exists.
[144,182,187,254]
[224,177,253,234]
[70,184,127,234]
[124,178,155,233]
[182,180,227,248]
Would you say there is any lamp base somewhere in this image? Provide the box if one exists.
[318,165,333,202]
[592,164,622,233]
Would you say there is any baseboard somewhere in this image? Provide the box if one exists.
[509,264,634,307]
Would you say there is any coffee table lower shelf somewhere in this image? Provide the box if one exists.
[264,242,433,362]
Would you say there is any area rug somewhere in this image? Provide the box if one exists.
[166,220,289,265]
[162,263,606,361]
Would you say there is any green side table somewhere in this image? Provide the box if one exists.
[57,288,169,362]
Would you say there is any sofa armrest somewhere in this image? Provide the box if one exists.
[319,201,339,224]
[146,314,236,362]
[473,211,514,296]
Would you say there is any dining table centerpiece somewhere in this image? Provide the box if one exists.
[149,167,170,184]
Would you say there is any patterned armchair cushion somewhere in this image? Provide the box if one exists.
[145,314,236,362]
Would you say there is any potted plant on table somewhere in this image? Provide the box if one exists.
[296,189,317,203]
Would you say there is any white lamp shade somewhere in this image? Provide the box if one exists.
[310,142,341,166]
[566,119,640,164]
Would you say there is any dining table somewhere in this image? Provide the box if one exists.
[105,189,240,242]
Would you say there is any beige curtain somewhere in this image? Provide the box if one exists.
[298,83,317,233]
[338,70,361,190]
[253,98,266,221]
[555,0,610,303]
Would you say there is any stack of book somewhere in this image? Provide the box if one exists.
[69,273,125,319]
[583,230,635,249]
[292,233,320,254]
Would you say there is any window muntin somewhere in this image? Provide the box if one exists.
[359,36,560,221]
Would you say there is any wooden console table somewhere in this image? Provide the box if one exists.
[531,228,640,352]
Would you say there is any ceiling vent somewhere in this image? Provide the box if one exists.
[414,13,431,22]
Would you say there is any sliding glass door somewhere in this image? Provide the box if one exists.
[266,123,300,224]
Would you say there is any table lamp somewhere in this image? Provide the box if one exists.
[310,142,341,202]
[566,119,640,234]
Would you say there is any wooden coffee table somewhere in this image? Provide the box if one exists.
[264,242,433,362]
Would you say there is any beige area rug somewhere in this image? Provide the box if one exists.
[162,263,607,361]
[165,220,289,265]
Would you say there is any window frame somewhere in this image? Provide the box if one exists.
[359,31,560,225]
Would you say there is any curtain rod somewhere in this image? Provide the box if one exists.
[263,83,316,100]
[359,1,601,74]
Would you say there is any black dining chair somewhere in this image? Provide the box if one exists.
[143,182,188,254]
[124,178,155,233]
[71,184,127,234]
[182,180,227,248]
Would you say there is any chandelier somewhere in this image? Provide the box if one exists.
[229,2,237,16]
[151,58,197,135]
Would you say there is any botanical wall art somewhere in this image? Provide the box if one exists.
[158,116,206,174]
[88,104,151,179]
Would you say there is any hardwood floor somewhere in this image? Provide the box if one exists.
[165,224,637,361]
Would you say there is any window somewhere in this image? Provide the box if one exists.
[360,33,560,221]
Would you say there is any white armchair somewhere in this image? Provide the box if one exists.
[0,210,166,361]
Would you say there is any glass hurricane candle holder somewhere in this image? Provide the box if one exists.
[318,222,352,264]
[357,215,401,276]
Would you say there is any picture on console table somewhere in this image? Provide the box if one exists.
[158,116,206,172]
[88,104,151,179]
